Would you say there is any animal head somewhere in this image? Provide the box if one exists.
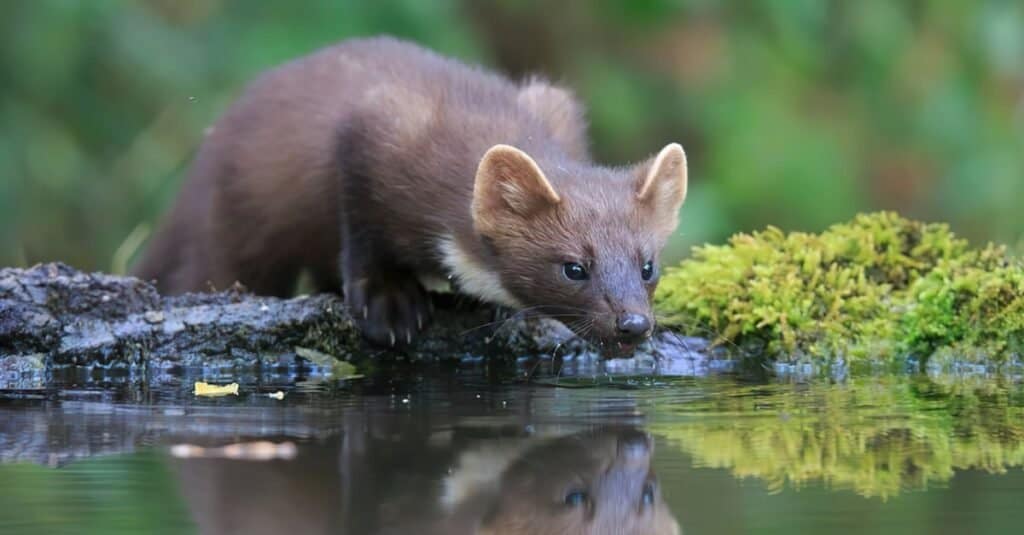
[472,143,687,356]
[474,427,681,535]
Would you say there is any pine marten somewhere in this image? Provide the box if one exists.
[171,427,681,535]
[435,427,681,535]
[134,36,688,354]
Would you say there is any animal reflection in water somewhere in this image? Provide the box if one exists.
[171,426,681,535]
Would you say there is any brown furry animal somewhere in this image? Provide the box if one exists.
[134,36,688,352]
[437,427,682,535]
[171,427,681,535]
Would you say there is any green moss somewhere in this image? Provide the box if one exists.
[654,212,1024,368]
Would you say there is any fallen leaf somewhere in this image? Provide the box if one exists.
[294,346,362,378]
[194,381,239,397]
[170,441,297,461]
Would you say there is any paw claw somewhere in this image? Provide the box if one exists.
[345,272,430,348]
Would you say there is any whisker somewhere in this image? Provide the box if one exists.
[524,357,543,382]
[653,314,746,354]
[459,304,609,337]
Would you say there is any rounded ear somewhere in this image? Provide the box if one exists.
[636,143,688,236]
[472,144,561,234]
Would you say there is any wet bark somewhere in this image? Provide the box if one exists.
[0,263,709,389]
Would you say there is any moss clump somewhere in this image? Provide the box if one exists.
[654,212,1024,368]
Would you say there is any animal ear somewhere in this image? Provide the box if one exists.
[473,144,561,234]
[636,143,687,235]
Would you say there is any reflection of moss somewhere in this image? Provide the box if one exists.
[650,378,1024,499]
[0,449,192,533]
[654,212,1024,367]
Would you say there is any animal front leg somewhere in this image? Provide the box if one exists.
[341,234,432,347]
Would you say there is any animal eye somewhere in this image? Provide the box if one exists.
[563,262,589,281]
[641,260,655,281]
[641,482,656,506]
[564,490,589,507]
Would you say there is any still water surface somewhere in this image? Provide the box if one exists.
[1,365,1022,534]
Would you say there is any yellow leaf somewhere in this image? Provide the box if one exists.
[194,381,239,397]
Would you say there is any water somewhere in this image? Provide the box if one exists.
[1,366,1023,534]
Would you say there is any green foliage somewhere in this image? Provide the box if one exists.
[655,212,1024,367]
[0,451,192,534]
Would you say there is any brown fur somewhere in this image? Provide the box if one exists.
[469,428,681,535]
[171,427,681,534]
[134,36,687,348]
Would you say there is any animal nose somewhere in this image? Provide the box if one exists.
[616,313,651,339]
[618,430,652,460]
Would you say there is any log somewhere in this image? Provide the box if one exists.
[0,263,711,390]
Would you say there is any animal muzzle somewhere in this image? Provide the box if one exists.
[616,313,653,341]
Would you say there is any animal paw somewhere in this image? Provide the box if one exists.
[344,274,432,347]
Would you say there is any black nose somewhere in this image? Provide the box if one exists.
[616,313,651,338]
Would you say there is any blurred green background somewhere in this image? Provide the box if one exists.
[2,0,1022,273]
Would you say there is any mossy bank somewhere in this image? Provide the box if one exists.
[654,212,1024,371]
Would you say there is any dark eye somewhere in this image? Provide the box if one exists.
[641,260,655,281]
[563,262,589,281]
[641,482,656,506]
[564,490,589,507]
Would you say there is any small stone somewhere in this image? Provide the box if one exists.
[144,311,165,324]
